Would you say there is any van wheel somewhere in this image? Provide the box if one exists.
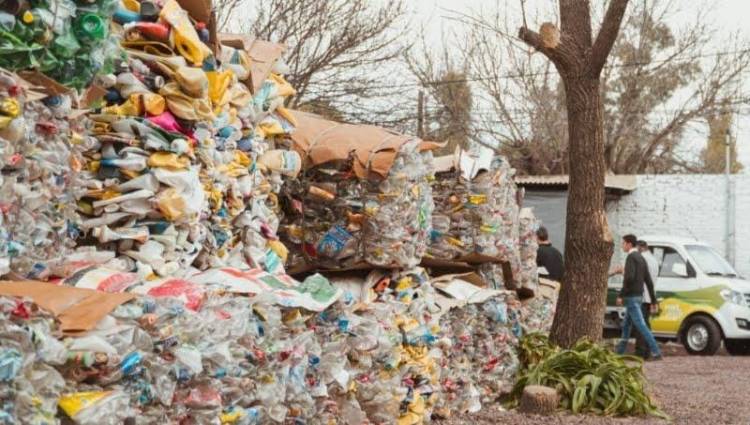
[681,316,722,355]
[725,339,750,355]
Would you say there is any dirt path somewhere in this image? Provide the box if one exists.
[443,356,750,424]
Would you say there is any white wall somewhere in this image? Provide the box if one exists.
[607,174,749,277]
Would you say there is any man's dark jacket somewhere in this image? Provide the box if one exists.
[537,243,565,281]
[621,250,657,303]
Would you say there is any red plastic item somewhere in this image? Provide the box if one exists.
[134,22,170,43]
[12,300,31,319]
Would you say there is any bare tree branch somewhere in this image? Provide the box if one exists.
[589,0,631,75]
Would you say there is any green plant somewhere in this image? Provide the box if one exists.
[518,332,559,369]
[511,335,668,419]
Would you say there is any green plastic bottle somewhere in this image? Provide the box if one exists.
[74,13,106,42]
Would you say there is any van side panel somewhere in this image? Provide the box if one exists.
[650,285,726,335]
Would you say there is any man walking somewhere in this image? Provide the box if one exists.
[536,226,565,282]
[634,240,660,358]
[616,234,662,360]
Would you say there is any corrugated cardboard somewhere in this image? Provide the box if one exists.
[289,110,442,179]
[431,272,487,288]
[80,84,108,109]
[18,70,73,97]
[219,33,287,94]
[0,281,135,334]
[176,0,211,24]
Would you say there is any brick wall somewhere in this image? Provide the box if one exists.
[607,174,749,276]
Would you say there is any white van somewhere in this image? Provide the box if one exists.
[605,235,750,355]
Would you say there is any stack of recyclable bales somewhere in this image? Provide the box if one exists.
[0,273,440,424]
[0,69,88,278]
[70,0,300,279]
[0,269,557,423]
[278,110,439,271]
[0,1,562,423]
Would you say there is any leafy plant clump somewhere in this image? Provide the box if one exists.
[510,334,667,419]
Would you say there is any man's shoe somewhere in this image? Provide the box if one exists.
[647,355,664,362]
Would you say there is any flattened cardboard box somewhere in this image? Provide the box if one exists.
[289,110,442,179]
[0,281,135,335]
[219,33,287,94]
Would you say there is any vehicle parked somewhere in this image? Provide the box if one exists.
[605,235,750,355]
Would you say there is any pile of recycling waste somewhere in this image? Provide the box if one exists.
[0,0,560,423]
[1,0,301,279]
[0,268,556,424]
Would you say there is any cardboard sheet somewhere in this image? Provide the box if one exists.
[0,281,135,334]
[176,0,211,24]
[219,33,287,94]
[434,147,493,180]
[18,70,73,97]
[289,110,442,179]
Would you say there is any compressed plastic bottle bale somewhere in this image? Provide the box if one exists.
[435,290,523,415]
[64,10,300,277]
[518,207,540,295]
[280,138,435,270]
[430,153,527,266]
[362,139,434,268]
[0,71,87,278]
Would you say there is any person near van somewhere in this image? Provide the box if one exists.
[536,226,565,282]
[634,240,660,358]
[615,234,662,360]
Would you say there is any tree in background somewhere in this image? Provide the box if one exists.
[428,70,473,155]
[215,0,410,125]
[461,0,750,175]
[701,105,743,173]
[517,0,629,347]
[407,42,474,153]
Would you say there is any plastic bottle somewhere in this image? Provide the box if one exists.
[132,21,169,43]
[113,7,140,24]
[74,13,107,42]
[139,1,160,21]
[100,154,148,172]
[0,11,15,31]
[92,226,149,244]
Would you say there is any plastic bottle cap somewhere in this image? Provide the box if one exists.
[21,10,33,23]
[77,13,106,40]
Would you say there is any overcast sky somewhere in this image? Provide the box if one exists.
[408,0,750,170]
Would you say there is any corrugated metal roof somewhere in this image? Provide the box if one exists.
[514,174,637,192]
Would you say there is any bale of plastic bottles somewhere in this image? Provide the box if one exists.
[429,150,520,264]
[279,111,438,271]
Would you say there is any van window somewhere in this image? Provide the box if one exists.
[656,247,688,278]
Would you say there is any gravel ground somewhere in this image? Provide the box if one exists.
[443,355,750,425]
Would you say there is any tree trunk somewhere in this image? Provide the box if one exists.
[550,77,614,347]
[519,0,628,348]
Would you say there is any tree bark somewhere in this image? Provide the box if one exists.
[519,0,626,347]
[550,76,614,347]
[519,385,560,415]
